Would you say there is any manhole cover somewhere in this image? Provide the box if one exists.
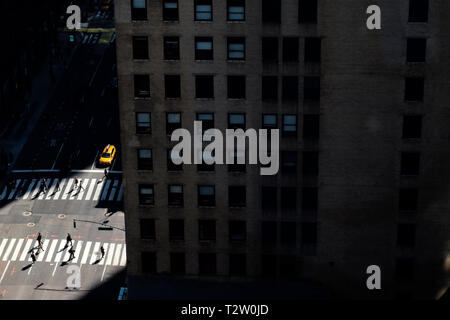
[23,211,32,216]
[58,214,67,219]
[27,222,35,227]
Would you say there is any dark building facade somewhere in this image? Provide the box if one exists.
[115,0,450,299]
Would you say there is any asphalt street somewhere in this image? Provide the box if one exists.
[0,8,125,300]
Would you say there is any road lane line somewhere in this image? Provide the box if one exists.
[113,244,122,266]
[108,180,119,201]
[81,241,92,264]
[53,178,66,200]
[19,239,33,261]
[61,179,74,200]
[0,187,7,200]
[10,238,24,261]
[38,179,51,200]
[46,179,58,199]
[51,143,65,170]
[85,179,97,201]
[99,243,109,266]
[91,151,99,170]
[100,180,111,201]
[119,245,127,266]
[22,179,36,199]
[90,242,101,264]
[93,179,105,201]
[45,239,59,262]
[0,239,9,260]
[0,261,10,284]
[77,179,89,200]
[72,241,83,263]
[2,239,16,261]
[7,180,21,200]
[37,239,50,262]
[54,240,67,262]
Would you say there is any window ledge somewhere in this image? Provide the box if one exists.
[163,59,180,62]
[194,20,213,23]
[133,59,149,62]
[227,20,246,24]
[134,97,151,100]
[195,98,215,101]
[227,60,246,63]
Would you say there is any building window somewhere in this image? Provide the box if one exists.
[262,114,277,130]
[195,37,213,60]
[262,76,278,101]
[228,151,246,173]
[303,114,319,139]
[281,187,297,210]
[137,149,153,170]
[199,220,216,240]
[262,37,278,62]
[282,37,299,62]
[139,184,154,205]
[164,36,180,60]
[395,258,414,282]
[304,76,320,101]
[227,37,245,60]
[229,221,246,242]
[165,75,181,98]
[261,254,277,277]
[401,152,420,175]
[298,0,318,23]
[197,150,215,172]
[262,0,281,23]
[199,253,216,275]
[195,75,214,98]
[261,187,277,210]
[408,0,428,23]
[195,0,212,21]
[166,112,181,135]
[261,221,277,245]
[227,0,245,21]
[282,76,299,101]
[404,77,424,101]
[140,219,155,239]
[301,222,317,244]
[227,76,246,99]
[168,185,183,207]
[167,148,183,171]
[281,151,297,173]
[169,219,184,240]
[170,253,185,274]
[228,113,246,130]
[282,114,297,136]
[196,113,214,132]
[132,36,149,59]
[131,0,147,21]
[280,222,296,245]
[302,187,318,211]
[279,255,296,278]
[303,151,319,175]
[141,252,156,273]
[163,0,179,21]
[402,115,422,139]
[397,224,416,247]
[229,186,246,207]
[198,185,215,207]
[305,37,321,63]
[229,254,246,276]
[399,188,418,211]
[134,74,150,98]
[136,112,151,134]
[407,38,426,62]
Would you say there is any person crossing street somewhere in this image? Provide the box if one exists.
[66,233,73,247]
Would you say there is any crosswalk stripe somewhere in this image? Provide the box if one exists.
[93,179,105,201]
[10,238,24,261]
[31,179,43,199]
[53,178,66,200]
[2,238,16,261]
[100,180,111,201]
[90,242,101,264]
[0,187,7,200]
[38,179,51,200]
[99,243,109,265]
[8,180,21,200]
[113,244,122,266]
[45,239,59,262]
[120,245,127,266]
[117,184,123,201]
[70,182,79,200]
[108,180,119,201]
[19,239,33,261]
[46,179,58,200]
[54,240,67,262]
[81,241,92,264]
[105,243,115,265]
[77,179,89,200]
[0,239,9,260]
[85,179,97,201]
[61,179,74,200]
[15,179,27,199]
[37,239,50,262]
[22,179,36,200]
[63,241,75,261]
[72,241,83,263]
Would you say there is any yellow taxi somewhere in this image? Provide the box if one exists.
[98,144,116,166]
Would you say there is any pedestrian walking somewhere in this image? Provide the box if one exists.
[74,178,79,190]
[30,252,36,264]
[104,168,108,179]
[55,179,60,192]
[36,232,42,246]
[68,246,75,260]
[100,246,105,259]
[78,178,85,191]
[66,233,73,247]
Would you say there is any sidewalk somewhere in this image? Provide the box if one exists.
[0,34,78,183]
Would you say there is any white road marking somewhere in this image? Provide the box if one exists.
[113,244,122,266]
[99,243,109,266]
[2,238,16,261]
[10,238,24,261]
[0,239,10,260]
[116,184,123,201]
[45,239,59,262]
[90,242,101,264]
[8,180,21,199]
[15,179,27,199]
[108,180,119,201]
[38,179,51,200]
[54,240,67,262]
[85,179,97,200]
[100,180,111,201]
[46,179,58,199]
[19,239,33,261]
[61,179,74,200]
[37,239,50,262]
[63,241,75,261]
[81,241,92,264]
[0,261,10,284]
[22,179,36,199]
[105,243,115,266]
[0,187,7,200]
[72,241,83,263]
[93,179,105,201]
[53,178,66,200]
[77,179,89,200]
[119,245,127,266]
